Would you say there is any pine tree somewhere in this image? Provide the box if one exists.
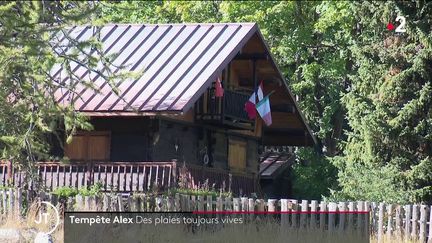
[333,1,432,203]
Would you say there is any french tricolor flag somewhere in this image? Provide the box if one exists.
[244,82,264,119]
[256,94,272,126]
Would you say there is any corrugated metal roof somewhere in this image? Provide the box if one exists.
[259,152,295,178]
[52,23,257,113]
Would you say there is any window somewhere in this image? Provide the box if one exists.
[228,138,247,170]
[64,131,110,161]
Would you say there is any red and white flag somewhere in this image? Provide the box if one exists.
[244,82,264,119]
[215,77,224,97]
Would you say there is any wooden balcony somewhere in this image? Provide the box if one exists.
[0,161,258,195]
[1,161,177,192]
[195,88,255,130]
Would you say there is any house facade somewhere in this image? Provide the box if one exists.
[2,23,315,196]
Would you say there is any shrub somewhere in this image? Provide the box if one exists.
[52,186,78,198]
[78,182,103,197]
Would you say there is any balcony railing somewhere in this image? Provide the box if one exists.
[195,88,255,130]
[1,161,177,192]
[0,161,258,195]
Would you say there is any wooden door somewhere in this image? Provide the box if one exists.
[64,134,87,161]
[228,138,247,170]
[64,131,110,161]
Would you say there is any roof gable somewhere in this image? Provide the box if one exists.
[53,23,257,113]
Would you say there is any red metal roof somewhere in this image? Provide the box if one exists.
[52,23,257,113]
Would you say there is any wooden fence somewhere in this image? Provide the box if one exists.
[0,189,431,242]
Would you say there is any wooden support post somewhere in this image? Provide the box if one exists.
[197,195,204,212]
[428,205,432,243]
[281,199,289,228]
[102,194,109,212]
[132,195,139,212]
[411,204,418,240]
[419,205,427,242]
[257,199,265,213]
[172,161,177,187]
[310,200,318,229]
[8,188,14,218]
[127,195,133,212]
[225,197,232,211]
[248,198,254,221]
[364,202,370,239]
[386,204,393,241]
[319,201,327,231]
[16,188,22,218]
[241,197,248,212]
[0,190,4,214]
[291,200,298,228]
[190,195,196,211]
[347,202,355,233]
[267,199,276,212]
[206,195,212,212]
[76,195,83,211]
[378,202,384,243]
[248,198,255,212]
[395,205,402,242]
[233,198,240,212]
[241,197,248,222]
[216,197,223,212]
[404,205,411,242]
[300,200,308,229]
[117,194,123,212]
[328,202,337,233]
[84,196,90,211]
[338,202,347,233]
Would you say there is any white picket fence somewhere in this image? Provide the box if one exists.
[0,189,430,242]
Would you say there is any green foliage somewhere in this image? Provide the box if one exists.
[52,183,103,198]
[78,182,103,197]
[292,148,338,200]
[52,186,78,198]
[331,1,432,203]
[100,1,350,155]
[0,1,126,190]
[2,1,430,203]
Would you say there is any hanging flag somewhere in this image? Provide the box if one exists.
[244,92,257,119]
[215,77,224,97]
[257,81,264,101]
[244,81,264,119]
[256,94,272,126]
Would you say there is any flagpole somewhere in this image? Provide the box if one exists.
[267,90,276,97]
[252,59,257,103]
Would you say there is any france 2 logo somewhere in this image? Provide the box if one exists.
[387,16,406,33]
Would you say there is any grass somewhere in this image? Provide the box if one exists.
[0,200,64,242]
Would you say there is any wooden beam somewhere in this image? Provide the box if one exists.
[234,53,268,60]
[262,129,314,146]
[271,104,296,113]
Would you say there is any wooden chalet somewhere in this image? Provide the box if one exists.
[1,23,316,196]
